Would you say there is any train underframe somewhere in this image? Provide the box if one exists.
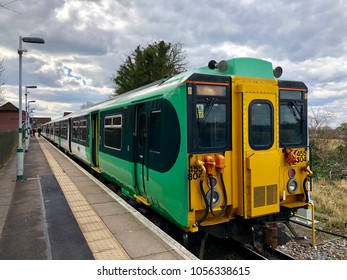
[196,207,311,255]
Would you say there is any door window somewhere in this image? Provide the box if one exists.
[139,114,146,148]
[150,110,161,153]
[249,101,274,150]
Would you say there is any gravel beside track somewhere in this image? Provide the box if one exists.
[278,223,347,260]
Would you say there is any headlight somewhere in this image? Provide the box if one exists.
[287,179,298,194]
[206,189,221,206]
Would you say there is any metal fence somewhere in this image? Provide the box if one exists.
[0,130,18,169]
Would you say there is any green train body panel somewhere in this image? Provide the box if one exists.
[98,153,135,191]
[197,57,274,78]
[97,81,189,228]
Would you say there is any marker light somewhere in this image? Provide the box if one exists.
[208,176,218,188]
[288,168,296,178]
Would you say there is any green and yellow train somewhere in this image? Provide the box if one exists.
[42,57,314,249]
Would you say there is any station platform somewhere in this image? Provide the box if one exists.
[0,136,197,260]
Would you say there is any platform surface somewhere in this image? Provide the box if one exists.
[0,136,197,260]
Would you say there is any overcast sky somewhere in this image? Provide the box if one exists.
[1,0,346,126]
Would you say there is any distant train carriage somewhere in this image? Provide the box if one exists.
[43,57,314,249]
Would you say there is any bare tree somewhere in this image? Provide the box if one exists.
[80,101,95,110]
[337,122,347,146]
[309,107,335,139]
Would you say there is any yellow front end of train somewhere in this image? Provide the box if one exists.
[238,76,311,219]
[185,59,313,246]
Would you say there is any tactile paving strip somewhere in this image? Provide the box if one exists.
[38,139,130,260]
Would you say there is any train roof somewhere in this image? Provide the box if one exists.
[45,57,281,124]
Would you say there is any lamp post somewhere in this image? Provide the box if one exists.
[17,36,44,181]
[25,86,37,152]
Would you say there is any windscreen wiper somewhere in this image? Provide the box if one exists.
[200,97,215,125]
[288,101,305,122]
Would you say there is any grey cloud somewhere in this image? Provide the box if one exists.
[1,0,346,125]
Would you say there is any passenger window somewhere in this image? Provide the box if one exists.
[72,121,79,140]
[104,115,122,150]
[79,119,88,142]
[249,101,274,150]
[61,121,68,139]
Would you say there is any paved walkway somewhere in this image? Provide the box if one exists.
[0,137,93,259]
[0,136,197,260]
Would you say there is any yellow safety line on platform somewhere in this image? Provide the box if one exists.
[38,139,130,260]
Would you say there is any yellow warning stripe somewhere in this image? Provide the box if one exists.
[38,139,130,260]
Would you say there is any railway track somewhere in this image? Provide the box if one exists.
[197,235,296,260]
[236,244,295,260]
[291,219,347,240]
[265,248,296,260]
[278,220,347,260]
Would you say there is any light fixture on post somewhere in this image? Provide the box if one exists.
[17,36,44,181]
[25,85,37,152]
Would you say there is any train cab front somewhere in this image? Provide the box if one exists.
[185,72,237,233]
[252,80,315,249]
[278,81,313,212]
[235,78,315,249]
[183,59,315,249]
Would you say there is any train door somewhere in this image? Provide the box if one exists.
[68,118,72,153]
[135,104,149,197]
[91,112,99,167]
[242,88,280,218]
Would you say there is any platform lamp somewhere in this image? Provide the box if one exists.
[25,86,36,152]
[17,36,44,181]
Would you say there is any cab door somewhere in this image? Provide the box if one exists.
[243,89,280,218]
